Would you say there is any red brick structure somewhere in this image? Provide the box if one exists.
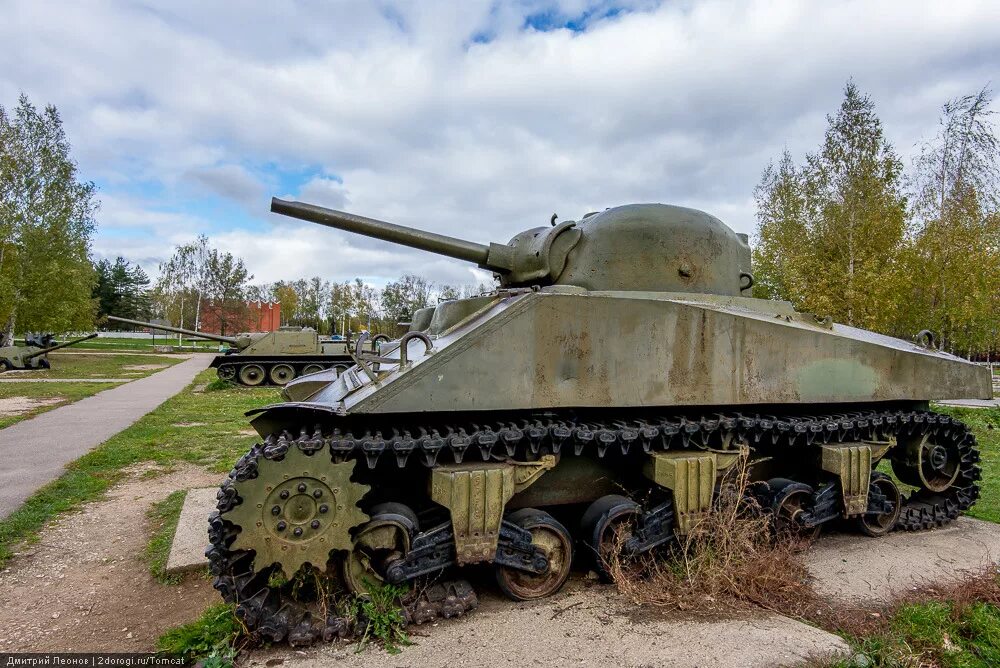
[199,301,281,335]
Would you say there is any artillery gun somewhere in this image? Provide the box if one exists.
[107,316,384,387]
[0,333,98,371]
[207,197,991,646]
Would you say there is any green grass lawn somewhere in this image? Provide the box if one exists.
[0,369,279,565]
[75,337,219,352]
[0,353,187,428]
[0,381,125,429]
[34,352,183,378]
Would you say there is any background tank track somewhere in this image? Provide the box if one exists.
[214,356,355,386]
[208,408,980,646]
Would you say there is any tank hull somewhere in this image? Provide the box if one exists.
[276,288,989,416]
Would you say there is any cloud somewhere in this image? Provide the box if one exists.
[2,0,998,286]
[184,164,267,209]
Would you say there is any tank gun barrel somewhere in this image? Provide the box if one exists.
[24,333,98,360]
[271,198,493,267]
[107,316,240,346]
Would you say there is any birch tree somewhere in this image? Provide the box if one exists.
[0,95,97,343]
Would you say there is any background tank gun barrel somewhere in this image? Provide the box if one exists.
[270,198,492,266]
[24,333,98,360]
[107,316,240,347]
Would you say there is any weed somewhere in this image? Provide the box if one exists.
[156,603,244,665]
[354,581,411,655]
[609,461,812,614]
[205,378,232,392]
[144,490,187,584]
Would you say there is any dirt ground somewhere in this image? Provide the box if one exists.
[0,464,222,652]
[251,580,848,668]
[0,396,64,417]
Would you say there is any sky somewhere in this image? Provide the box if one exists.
[2,0,998,289]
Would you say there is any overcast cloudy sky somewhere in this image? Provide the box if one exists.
[3,0,998,288]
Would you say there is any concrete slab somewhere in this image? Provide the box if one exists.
[805,516,1000,602]
[934,398,1000,408]
[0,354,214,518]
[250,582,851,668]
[165,487,218,574]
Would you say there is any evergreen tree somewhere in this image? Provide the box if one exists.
[0,95,97,343]
[93,257,151,319]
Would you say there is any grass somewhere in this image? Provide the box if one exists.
[821,566,1000,667]
[0,368,279,566]
[0,381,125,428]
[76,336,219,352]
[145,490,188,584]
[353,582,411,654]
[24,352,182,379]
[157,603,243,667]
[0,352,186,429]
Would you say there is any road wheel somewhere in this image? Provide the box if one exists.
[892,432,961,493]
[269,364,296,385]
[580,494,640,581]
[238,364,266,386]
[496,509,573,601]
[769,479,820,540]
[301,364,325,376]
[342,503,417,596]
[856,472,901,537]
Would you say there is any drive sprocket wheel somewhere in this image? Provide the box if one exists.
[209,443,373,646]
[892,419,981,531]
[226,446,370,578]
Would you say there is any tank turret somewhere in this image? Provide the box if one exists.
[271,199,753,296]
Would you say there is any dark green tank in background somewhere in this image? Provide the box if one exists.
[207,197,990,646]
[107,316,385,386]
[0,333,98,371]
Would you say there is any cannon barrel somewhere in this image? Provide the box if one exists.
[24,333,98,360]
[107,316,240,346]
[271,198,492,266]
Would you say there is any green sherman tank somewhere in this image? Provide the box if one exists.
[107,316,385,386]
[0,333,98,371]
[207,198,990,646]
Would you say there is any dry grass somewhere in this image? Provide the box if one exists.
[609,464,814,614]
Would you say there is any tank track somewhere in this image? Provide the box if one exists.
[208,407,980,646]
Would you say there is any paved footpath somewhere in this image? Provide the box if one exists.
[0,354,214,518]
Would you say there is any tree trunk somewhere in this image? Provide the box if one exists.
[1,310,15,347]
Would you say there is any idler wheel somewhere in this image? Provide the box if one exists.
[217,365,236,381]
[496,509,573,601]
[856,472,901,537]
[580,494,640,581]
[768,479,820,540]
[892,432,961,493]
[239,363,266,386]
[302,364,325,376]
[342,503,418,596]
[269,363,297,385]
